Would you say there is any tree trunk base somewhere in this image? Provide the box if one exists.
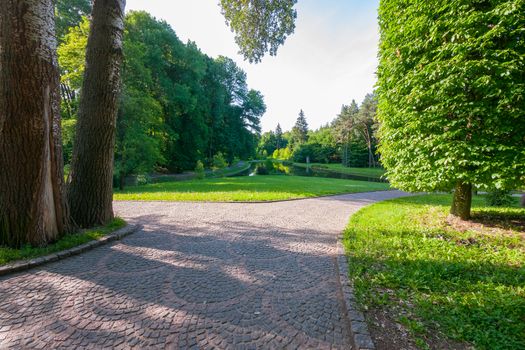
[450,182,472,220]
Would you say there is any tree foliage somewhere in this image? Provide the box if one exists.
[377,0,525,218]
[57,11,266,180]
[55,0,92,40]
[290,109,309,147]
[220,0,298,63]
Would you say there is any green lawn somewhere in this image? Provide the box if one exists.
[0,218,126,266]
[114,175,390,202]
[344,194,525,349]
[293,162,386,178]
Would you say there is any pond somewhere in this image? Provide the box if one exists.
[235,161,387,183]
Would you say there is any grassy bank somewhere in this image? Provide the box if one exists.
[114,175,390,202]
[293,162,386,178]
[0,218,126,266]
[344,194,524,349]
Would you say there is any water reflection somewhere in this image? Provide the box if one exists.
[237,161,387,183]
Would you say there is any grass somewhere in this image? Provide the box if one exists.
[293,162,386,178]
[114,175,390,202]
[343,194,525,349]
[0,218,126,266]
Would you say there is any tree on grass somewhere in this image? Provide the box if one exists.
[0,0,70,246]
[68,0,126,228]
[377,0,525,220]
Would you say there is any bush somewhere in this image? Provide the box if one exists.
[485,190,513,207]
[212,152,228,170]
[195,160,205,179]
[136,174,151,186]
[272,146,292,160]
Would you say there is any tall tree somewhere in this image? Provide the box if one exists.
[291,109,309,147]
[68,0,126,227]
[377,0,525,219]
[220,0,298,63]
[0,0,70,246]
[333,100,359,167]
[275,123,284,149]
[355,93,378,168]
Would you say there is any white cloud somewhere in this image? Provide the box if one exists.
[126,0,379,132]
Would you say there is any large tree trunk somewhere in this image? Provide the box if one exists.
[450,182,472,220]
[0,0,70,247]
[68,0,126,228]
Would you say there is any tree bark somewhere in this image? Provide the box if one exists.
[0,0,70,247]
[68,0,126,228]
[450,182,472,220]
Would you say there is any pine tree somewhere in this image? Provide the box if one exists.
[291,109,308,147]
[275,123,283,149]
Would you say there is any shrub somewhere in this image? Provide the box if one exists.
[485,190,513,207]
[212,152,228,170]
[136,174,151,186]
[195,160,205,179]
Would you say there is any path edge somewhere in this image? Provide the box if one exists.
[115,189,396,205]
[0,224,139,277]
[337,239,376,350]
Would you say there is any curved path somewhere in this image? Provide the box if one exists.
[0,191,408,349]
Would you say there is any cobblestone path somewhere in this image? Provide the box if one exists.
[0,191,407,349]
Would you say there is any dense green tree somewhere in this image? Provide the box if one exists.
[220,0,298,62]
[291,125,336,164]
[290,109,309,147]
[57,16,89,124]
[377,0,525,219]
[258,131,278,156]
[115,18,167,189]
[275,123,285,149]
[55,0,92,40]
[333,100,359,166]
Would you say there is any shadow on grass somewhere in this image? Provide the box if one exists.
[347,253,525,349]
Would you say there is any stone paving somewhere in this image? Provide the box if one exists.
[0,191,408,349]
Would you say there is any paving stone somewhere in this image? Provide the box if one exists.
[0,191,408,349]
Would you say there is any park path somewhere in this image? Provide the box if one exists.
[0,191,408,349]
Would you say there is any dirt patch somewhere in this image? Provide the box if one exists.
[366,307,418,350]
[365,307,472,350]
[447,213,525,240]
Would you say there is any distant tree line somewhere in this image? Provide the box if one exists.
[258,94,379,167]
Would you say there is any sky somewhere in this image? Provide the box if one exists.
[126,0,380,132]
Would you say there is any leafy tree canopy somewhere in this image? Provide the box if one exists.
[220,0,298,63]
[377,0,525,195]
[55,0,92,40]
